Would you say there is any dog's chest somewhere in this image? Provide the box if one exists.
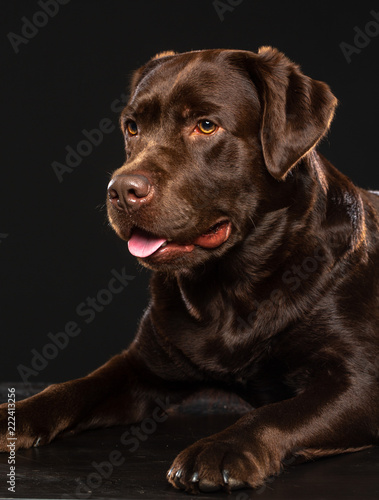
[172,323,293,403]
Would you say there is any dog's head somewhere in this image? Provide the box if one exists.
[107,47,337,273]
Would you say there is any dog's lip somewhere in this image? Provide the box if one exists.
[127,219,231,260]
[192,219,232,248]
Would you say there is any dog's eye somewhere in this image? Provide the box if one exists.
[126,121,138,136]
[197,120,217,135]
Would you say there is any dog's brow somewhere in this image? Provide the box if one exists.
[185,102,222,115]
[120,107,136,121]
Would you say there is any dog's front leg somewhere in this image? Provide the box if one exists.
[167,362,377,493]
[0,349,173,451]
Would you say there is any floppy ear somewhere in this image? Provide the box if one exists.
[129,50,177,94]
[249,47,338,180]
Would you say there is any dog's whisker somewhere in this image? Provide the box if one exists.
[249,216,256,229]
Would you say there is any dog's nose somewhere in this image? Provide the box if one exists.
[107,174,152,211]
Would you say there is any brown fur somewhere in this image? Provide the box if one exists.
[1,47,379,494]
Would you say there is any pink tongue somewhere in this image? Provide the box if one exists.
[128,229,167,258]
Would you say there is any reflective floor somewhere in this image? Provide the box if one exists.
[0,383,378,499]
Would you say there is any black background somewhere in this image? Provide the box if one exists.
[1,0,379,384]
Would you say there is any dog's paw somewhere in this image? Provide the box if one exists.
[167,432,279,494]
[0,391,65,452]
[0,401,47,452]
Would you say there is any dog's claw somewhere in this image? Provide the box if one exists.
[175,469,182,479]
[173,469,185,489]
[191,472,199,483]
[33,437,41,447]
[222,469,229,484]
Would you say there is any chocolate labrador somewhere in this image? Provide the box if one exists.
[1,47,379,494]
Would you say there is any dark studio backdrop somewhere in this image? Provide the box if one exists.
[1,0,379,385]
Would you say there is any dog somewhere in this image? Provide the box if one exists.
[1,47,379,494]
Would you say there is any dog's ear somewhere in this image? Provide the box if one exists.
[129,51,177,94]
[151,50,177,60]
[248,47,337,180]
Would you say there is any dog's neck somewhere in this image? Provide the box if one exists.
[168,150,368,327]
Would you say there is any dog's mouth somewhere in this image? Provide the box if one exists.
[127,219,232,261]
